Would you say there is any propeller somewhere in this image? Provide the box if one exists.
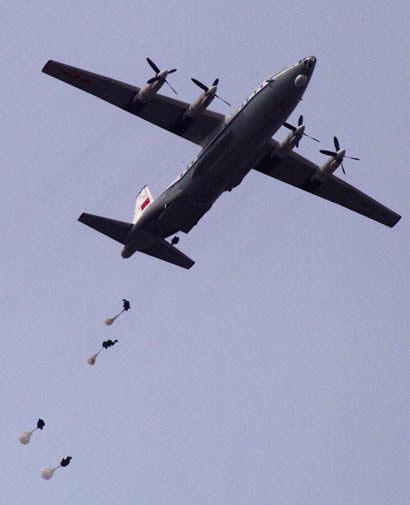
[146,57,177,94]
[283,115,319,147]
[191,77,231,106]
[320,136,360,174]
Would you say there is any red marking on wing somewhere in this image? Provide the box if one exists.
[61,71,91,85]
[140,197,151,211]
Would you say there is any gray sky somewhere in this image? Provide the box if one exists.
[1,1,409,504]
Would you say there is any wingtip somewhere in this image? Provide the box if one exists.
[42,60,57,74]
[390,214,402,228]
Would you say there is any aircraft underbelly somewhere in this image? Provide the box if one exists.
[159,198,208,234]
[189,111,273,199]
[141,74,305,238]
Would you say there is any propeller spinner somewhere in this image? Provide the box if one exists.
[320,136,360,174]
[283,115,319,147]
[191,77,231,106]
[146,57,178,94]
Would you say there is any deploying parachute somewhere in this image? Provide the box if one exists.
[87,340,119,366]
[105,299,131,326]
[41,456,72,480]
[18,419,45,445]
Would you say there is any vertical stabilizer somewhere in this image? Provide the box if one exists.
[133,186,154,224]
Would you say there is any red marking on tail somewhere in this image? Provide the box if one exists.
[140,197,151,211]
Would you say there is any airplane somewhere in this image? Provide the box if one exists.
[42,56,401,269]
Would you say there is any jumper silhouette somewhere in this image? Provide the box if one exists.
[102,339,118,349]
[60,456,72,467]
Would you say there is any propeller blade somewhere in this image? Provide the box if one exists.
[283,122,296,132]
[303,132,320,143]
[165,79,177,95]
[212,78,219,86]
[341,163,346,175]
[298,115,304,126]
[345,156,360,161]
[334,136,340,151]
[147,76,160,84]
[215,94,231,106]
[146,57,160,74]
[320,149,337,157]
[191,78,209,92]
[168,68,177,74]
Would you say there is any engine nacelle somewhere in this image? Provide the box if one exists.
[272,132,302,158]
[272,121,305,158]
[133,82,159,104]
[311,149,346,182]
[133,87,153,104]
[133,70,169,104]
[183,87,217,119]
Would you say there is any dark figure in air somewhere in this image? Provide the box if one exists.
[102,339,119,349]
[37,419,45,430]
[123,299,131,311]
[60,456,72,467]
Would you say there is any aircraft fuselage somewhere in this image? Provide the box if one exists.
[122,57,316,258]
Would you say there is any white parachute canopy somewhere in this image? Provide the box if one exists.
[41,467,58,480]
[87,351,100,366]
[104,313,121,326]
[18,431,33,445]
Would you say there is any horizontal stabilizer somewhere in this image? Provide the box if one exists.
[78,213,132,244]
[141,238,195,269]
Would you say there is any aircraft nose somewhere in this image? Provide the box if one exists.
[302,56,316,70]
[293,56,316,88]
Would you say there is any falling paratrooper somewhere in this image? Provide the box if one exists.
[41,456,72,480]
[87,339,119,366]
[18,418,45,445]
[105,299,131,326]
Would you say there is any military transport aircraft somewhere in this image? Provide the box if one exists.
[42,56,401,269]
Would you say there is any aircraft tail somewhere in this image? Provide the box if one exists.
[78,213,132,244]
[133,185,154,224]
[78,213,194,269]
[130,229,195,269]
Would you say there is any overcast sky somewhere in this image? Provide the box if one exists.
[1,1,409,504]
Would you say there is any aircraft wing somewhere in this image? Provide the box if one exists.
[42,60,225,146]
[253,141,401,227]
